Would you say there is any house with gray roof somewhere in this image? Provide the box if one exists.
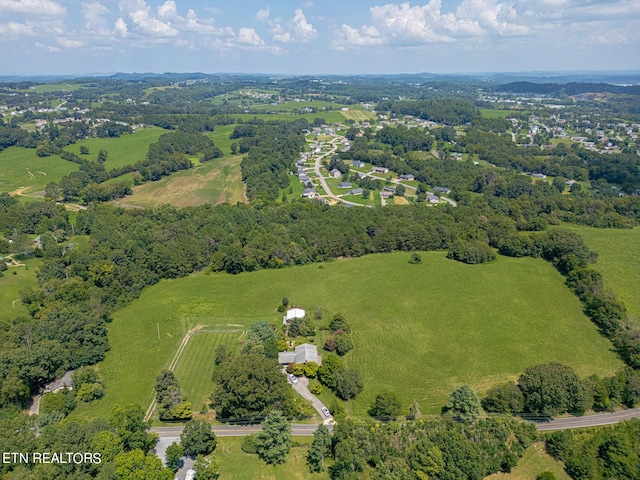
[278,343,320,365]
[338,182,352,189]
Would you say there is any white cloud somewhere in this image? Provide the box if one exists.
[34,41,59,52]
[0,21,34,36]
[256,8,270,22]
[0,0,65,17]
[157,0,177,19]
[270,8,318,43]
[456,0,528,35]
[119,0,179,37]
[237,27,264,46]
[56,36,85,48]
[114,17,128,37]
[333,24,384,50]
[82,2,109,33]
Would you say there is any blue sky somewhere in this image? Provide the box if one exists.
[1,0,639,75]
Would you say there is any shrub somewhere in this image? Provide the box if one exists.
[447,239,496,264]
[241,433,259,454]
[409,253,422,264]
[309,381,323,395]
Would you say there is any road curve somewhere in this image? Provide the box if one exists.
[535,408,640,431]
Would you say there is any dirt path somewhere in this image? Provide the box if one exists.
[144,325,204,421]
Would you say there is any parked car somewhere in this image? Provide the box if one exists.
[321,407,331,417]
[288,374,298,384]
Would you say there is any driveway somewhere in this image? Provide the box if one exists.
[291,377,334,424]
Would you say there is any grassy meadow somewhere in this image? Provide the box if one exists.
[114,154,246,208]
[485,443,570,480]
[76,251,622,420]
[0,258,42,322]
[0,147,79,194]
[63,127,165,171]
[215,437,330,480]
[565,225,640,322]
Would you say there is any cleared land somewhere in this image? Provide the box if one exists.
[216,437,329,480]
[114,154,247,208]
[0,147,79,194]
[77,252,622,420]
[480,109,517,118]
[63,127,165,171]
[485,442,571,480]
[0,257,41,322]
[340,109,377,122]
[173,330,243,412]
[565,225,640,322]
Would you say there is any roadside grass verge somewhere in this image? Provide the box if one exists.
[216,436,330,480]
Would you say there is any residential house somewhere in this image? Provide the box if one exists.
[338,182,352,189]
[347,188,363,196]
[302,188,317,198]
[330,169,342,179]
[428,194,440,204]
[278,343,320,365]
[434,186,451,194]
[399,174,414,181]
[351,160,365,168]
[372,166,389,174]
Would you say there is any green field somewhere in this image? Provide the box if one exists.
[480,109,517,118]
[340,109,377,122]
[0,257,42,322]
[216,437,329,480]
[565,225,640,321]
[173,330,243,412]
[77,252,622,420]
[485,443,570,480]
[205,124,240,155]
[64,127,165,171]
[30,83,84,93]
[114,154,246,208]
[0,147,79,194]
[230,111,347,124]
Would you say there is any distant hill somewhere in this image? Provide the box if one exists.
[496,81,640,96]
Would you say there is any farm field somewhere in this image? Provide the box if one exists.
[485,443,570,480]
[114,154,246,208]
[216,437,330,480]
[173,330,243,413]
[0,147,79,194]
[340,109,376,122]
[77,251,623,420]
[230,111,346,124]
[63,127,165,171]
[565,225,640,322]
[480,108,517,118]
[0,257,42,322]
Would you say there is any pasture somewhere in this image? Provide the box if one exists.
[480,108,516,118]
[0,257,42,322]
[77,252,622,420]
[63,127,165,171]
[0,147,79,194]
[114,154,246,208]
[340,109,377,122]
[565,225,640,322]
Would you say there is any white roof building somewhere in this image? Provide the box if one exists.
[285,308,306,322]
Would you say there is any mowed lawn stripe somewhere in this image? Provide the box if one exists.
[173,331,242,412]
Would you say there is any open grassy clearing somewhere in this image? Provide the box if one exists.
[78,252,622,420]
[63,127,165,171]
[485,442,571,480]
[230,111,346,124]
[114,154,246,208]
[173,330,243,413]
[341,109,377,122]
[216,436,330,480]
[205,124,239,155]
[0,147,79,194]
[30,83,84,93]
[564,225,640,322]
[480,109,516,119]
[252,100,341,111]
[0,257,41,323]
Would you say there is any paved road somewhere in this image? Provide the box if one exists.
[311,135,368,207]
[535,408,640,431]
